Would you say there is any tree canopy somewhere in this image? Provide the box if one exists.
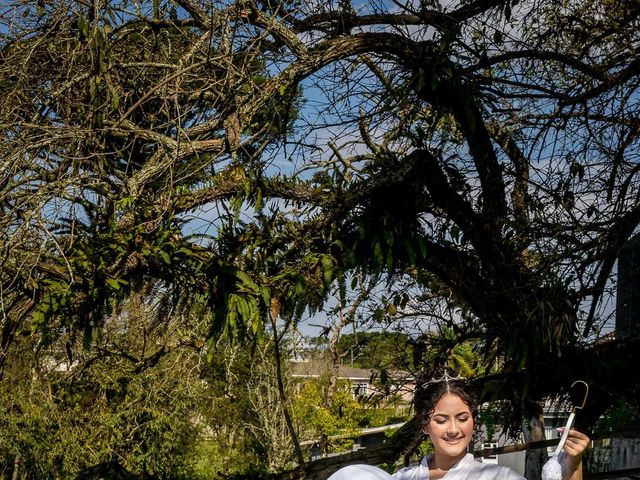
[2,0,640,477]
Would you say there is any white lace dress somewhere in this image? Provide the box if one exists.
[392,454,526,480]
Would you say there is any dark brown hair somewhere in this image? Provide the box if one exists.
[415,371,478,429]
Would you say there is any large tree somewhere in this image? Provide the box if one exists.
[2,0,640,478]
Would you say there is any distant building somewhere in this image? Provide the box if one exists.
[290,361,415,404]
[616,234,640,339]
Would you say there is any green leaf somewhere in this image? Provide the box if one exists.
[227,296,237,327]
[111,90,120,110]
[383,229,394,247]
[89,77,96,101]
[403,239,416,264]
[320,255,335,285]
[417,237,427,259]
[233,270,259,292]
[255,187,262,210]
[77,15,89,39]
[260,286,271,307]
[373,240,384,265]
[95,28,105,50]
[358,223,367,239]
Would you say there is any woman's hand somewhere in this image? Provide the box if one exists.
[562,428,590,459]
[561,428,590,480]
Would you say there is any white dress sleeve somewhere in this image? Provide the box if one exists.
[328,464,393,480]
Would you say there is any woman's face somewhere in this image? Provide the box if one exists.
[424,392,474,461]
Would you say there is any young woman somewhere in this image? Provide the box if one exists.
[392,372,590,480]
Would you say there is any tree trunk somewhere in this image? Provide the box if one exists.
[523,403,547,480]
[271,313,305,466]
[326,317,343,407]
[11,453,20,480]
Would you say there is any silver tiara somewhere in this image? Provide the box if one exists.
[422,371,467,388]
